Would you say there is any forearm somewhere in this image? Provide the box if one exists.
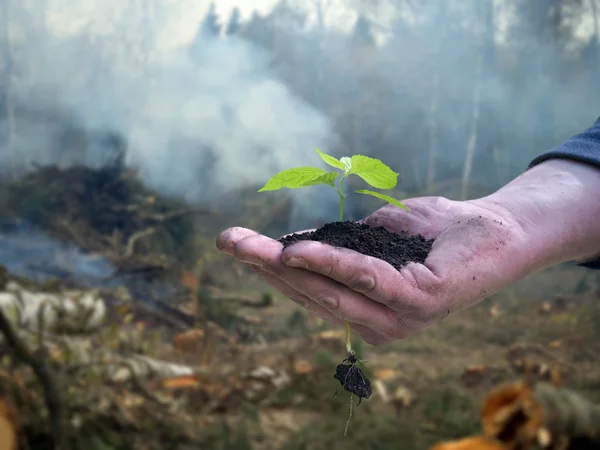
[480,158,600,270]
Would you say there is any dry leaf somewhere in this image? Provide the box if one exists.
[374,368,397,381]
[489,304,502,318]
[180,272,198,292]
[547,340,561,350]
[293,359,312,375]
[173,329,206,354]
[461,364,488,388]
[481,381,543,448]
[0,397,18,450]
[430,436,507,450]
[393,385,414,410]
[162,375,201,390]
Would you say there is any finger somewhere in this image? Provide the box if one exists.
[216,227,260,255]
[281,240,438,302]
[247,265,392,345]
[349,322,394,346]
[245,264,343,325]
[232,233,284,266]
[235,236,402,335]
[360,202,429,235]
[361,198,447,240]
[247,265,393,345]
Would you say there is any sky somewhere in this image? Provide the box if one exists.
[158,0,595,50]
[160,0,393,48]
[45,0,595,51]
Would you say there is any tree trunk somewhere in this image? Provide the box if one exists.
[0,0,17,179]
[461,49,483,200]
[426,54,440,193]
[591,0,599,48]
[426,4,446,193]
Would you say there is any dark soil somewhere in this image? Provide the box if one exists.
[334,354,372,402]
[278,221,433,272]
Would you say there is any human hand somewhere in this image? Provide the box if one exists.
[216,196,533,345]
[216,159,600,345]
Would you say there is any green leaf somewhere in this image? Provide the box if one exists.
[355,189,409,210]
[315,148,345,171]
[348,155,399,189]
[302,171,339,187]
[340,157,352,172]
[258,167,334,192]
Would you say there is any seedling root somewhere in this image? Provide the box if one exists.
[333,353,372,402]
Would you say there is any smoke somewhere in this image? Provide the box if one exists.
[1,0,598,230]
[0,222,115,283]
[0,0,338,226]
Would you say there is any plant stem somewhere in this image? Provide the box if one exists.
[338,175,353,355]
[345,321,353,355]
[338,176,346,222]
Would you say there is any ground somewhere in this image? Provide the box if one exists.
[1,165,599,449]
[204,260,600,450]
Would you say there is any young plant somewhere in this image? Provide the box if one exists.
[258,148,408,356]
[258,148,408,223]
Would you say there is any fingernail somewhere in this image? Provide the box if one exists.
[285,256,307,269]
[217,244,235,256]
[316,296,338,310]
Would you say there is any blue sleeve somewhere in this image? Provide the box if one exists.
[528,116,600,269]
[529,116,600,169]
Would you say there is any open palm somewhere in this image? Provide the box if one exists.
[217,195,533,345]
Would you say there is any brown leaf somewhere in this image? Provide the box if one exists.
[547,340,561,350]
[0,397,18,450]
[173,328,206,354]
[293,359,312,375]
[461,364,488,388]
[180,272,198,292]
[374,368,397,381]
[162,375,201,390]
[480,381,543,449]
[430,436,507,450]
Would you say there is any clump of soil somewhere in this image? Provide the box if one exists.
[334,354,372,403]
[278,221,433,271]
[279,220,435,403]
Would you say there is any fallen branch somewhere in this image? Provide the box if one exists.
[0,308,64,449]
[110,205,216,222]
[124,227,156,258]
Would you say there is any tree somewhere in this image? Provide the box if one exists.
[189,2,221,61]
[351,15,375,47]
[198,2,221,38]
[225,7,241,36]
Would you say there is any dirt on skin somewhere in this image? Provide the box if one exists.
[278,221,434,271]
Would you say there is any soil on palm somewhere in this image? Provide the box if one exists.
[278,221,433,271]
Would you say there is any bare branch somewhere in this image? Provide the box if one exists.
[0,308,65,448]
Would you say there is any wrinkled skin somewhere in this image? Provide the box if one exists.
[217,160,600,345]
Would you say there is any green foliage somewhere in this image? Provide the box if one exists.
[354,189,407,210]
[421,384,480,440]
[258,167,338,191]
[258,148,408,222]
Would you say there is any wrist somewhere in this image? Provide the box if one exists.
[476,159,600,270]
